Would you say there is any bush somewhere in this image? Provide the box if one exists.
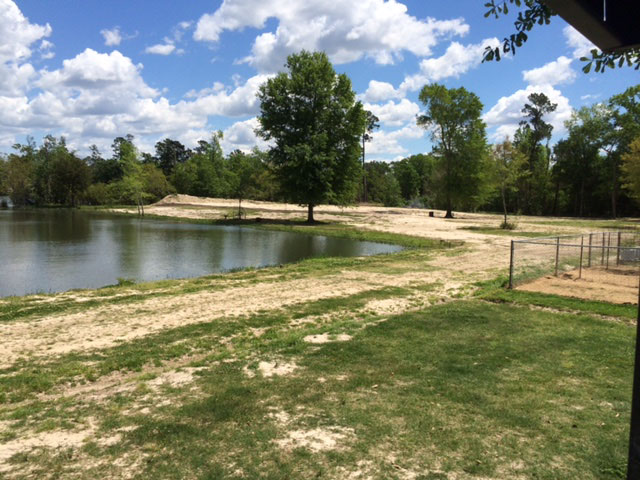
[500,220,517,230]
[85,183,111,205]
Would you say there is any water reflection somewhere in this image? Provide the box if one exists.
[0,210,403,297]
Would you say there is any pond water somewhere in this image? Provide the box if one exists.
[0,209,403,297]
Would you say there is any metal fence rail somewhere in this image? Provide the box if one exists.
[509,231,640,290]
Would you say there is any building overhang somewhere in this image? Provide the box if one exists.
[543,0,640,53]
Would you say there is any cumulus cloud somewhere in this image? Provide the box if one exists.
[181,74,273,118]
[364,99,420,127]
[0,0,51,63]
[400,38,499,92]
[360,80,402,103]
[145,44,176,55]
[366,121,424,157]
[0,0,50,130]
[522,56,576,86]
[483,84,573,141]
[221,117,271,152]
[564,25,597,59]
[100,27,122,46]
[194,0,469,71]
[144,21,191,56]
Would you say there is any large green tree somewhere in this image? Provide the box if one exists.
[257,50,365,223]
[621,138,640,205]
[516,92,556,214]
[154,138,190,177]
[361,110,380,203]
[417,84,488,218]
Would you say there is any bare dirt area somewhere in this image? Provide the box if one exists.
[518,265,640,304]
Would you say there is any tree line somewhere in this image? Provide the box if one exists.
[0,50,639,223]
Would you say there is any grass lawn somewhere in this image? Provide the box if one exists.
[1,297,633,479]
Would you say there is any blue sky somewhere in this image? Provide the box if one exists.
[2,0,638,160]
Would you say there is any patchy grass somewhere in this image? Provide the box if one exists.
[526,219,640,230]
[1,299,632,479]
[478,285,637,321]
[460,226,560,238]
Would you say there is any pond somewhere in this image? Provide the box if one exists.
[0,209,403,297]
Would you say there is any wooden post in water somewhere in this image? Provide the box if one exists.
[579,236,584,279]
[555,236,560,277]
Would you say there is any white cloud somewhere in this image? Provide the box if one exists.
[181,74,273,118]
[100,27,122,47]
[360,80,402,103]
[221,117,270,152]
[522,56,576,86]
[0,0,51,63]
[364,99,419,127]
[580,93,600,101]
[483,84,573,141]
[400,38,499,92]
[38,49,158,98]
[145,44,176,55]
[564,25,597,59]
[366,120,424,156]
[0,0,49,122]
[144,21,192,56]
[194,0,469,72]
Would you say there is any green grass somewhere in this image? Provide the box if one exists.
[3,299,632,479]
[460,226,561,237]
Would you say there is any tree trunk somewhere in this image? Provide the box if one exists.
[362,137,367,203]
[307,204,315,223]
[611,161,618,218]
[444,191,453,218]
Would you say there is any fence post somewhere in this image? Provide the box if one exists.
[607,232,611,270]
[602,232,606,265]
[555,236,560,277]
[509,240,515,289]
[579,236,584,279]
[588,233,593,268]
[618,231,622,266]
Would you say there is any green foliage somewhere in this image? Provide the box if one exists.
[417,83,489,217]
[492,139,527,223]
[172,132,229,198]
[154,138,190,177]
[5,141,36,206]
[257,50,366,222]
[621,137,640,205]
[499,220,517,230]
[515,92,556,214]
[364,161,403,207]
[85,183,111,205]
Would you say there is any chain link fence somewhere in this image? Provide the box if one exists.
[509,231,640,304]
